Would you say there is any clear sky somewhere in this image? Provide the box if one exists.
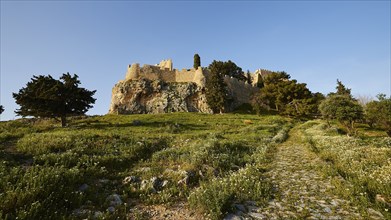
[1,1,390,121]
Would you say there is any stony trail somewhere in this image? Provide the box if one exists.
[228,128,385,220]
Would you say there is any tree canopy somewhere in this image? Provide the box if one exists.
[208,60,246,82]
[328,79,352,98]
[251,71,323,117]
[13,73,96,127]
[319,80,363,136]
[205,60,230,113]
[364,94,391,136]
[0,105,4,115]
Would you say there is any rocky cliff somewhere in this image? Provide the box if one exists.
[109,79,213,114]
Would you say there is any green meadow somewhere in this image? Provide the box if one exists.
[1,113,390,219]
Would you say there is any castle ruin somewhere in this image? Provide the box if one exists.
[110,59,274,114]
[125,59,206,87]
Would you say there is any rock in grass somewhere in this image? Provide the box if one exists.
[367,208,384,218]
[72,208,90,217]
[376,194,391,207]
[93,211,103,218]
[107,206,115,213]
[106,194,122,207]
[123,176,140,185]
[78,183,89,192]
[248,212,266,219]
[223,213,243,220]
[234,204,246,212]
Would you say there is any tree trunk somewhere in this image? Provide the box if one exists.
[61,115,67,127]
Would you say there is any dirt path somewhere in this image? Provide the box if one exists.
[230,128,384,220]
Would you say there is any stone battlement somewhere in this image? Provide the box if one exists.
[125,60,206,87]
[124,59,272,89]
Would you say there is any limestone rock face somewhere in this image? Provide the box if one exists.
[109,79,212,114]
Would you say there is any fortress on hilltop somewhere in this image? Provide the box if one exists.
[109,58,275,114]
[124,59,274,88]
[125,59,206,87]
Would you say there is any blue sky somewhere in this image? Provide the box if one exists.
[1,1,390,121]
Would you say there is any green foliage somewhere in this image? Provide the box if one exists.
[319,95,363,136]
[336,79,352,97]
[193,54,201,69]
[251,72,322,117]
[0,165,84,219]
[208,60,246,81]
[302,121,391,219]
[328,79,352,98]
[188,165,272,220]
[13,73,96,127]
[0,105,4,115]
[365,94,391,136]
[206,61,229,113]
[0,113,288,219]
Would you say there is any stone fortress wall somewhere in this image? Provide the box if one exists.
[123,59,272,107]
[125,59,206,87]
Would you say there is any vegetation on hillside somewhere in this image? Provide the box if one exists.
[319,80,363,136]
[364,94,391,136]
[205,61,230,113]
[13,73,96,127]
[1,55,390,219]
[0,113,289,219]
[251,71,324,117]
[301,121,391,218]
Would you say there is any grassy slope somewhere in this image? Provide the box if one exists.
[0,113,289,219]
[300,120,391,218]
[1,114,389,219]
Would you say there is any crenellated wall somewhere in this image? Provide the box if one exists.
[122,59,273,111]
[125,61,207,87]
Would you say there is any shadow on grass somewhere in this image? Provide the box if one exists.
[69,120,209,132]
[0,139,34,166]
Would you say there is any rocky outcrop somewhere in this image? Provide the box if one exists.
[109,79,213,114]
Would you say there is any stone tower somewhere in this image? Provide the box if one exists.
[125,63,140,81]
[193,66,206,87]
[252,71,262,87]
[158,59,173,71]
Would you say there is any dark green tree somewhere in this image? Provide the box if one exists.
[319,95,363,136]
[13,73,96,127]
[365,94,391,136]
[251,71,319,117]
[193,54,201,69]
[0,105,4,115]
[206,60,229,113]
[328,79,352,98]
[208,60,246,81]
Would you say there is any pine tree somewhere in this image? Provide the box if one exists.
[13,73,96,127]
[330,79,352,98]
[0,105,4,115]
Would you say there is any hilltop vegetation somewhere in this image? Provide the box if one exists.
[1,113,390,219]
[1,55,390,219]
[0,113,291,219]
